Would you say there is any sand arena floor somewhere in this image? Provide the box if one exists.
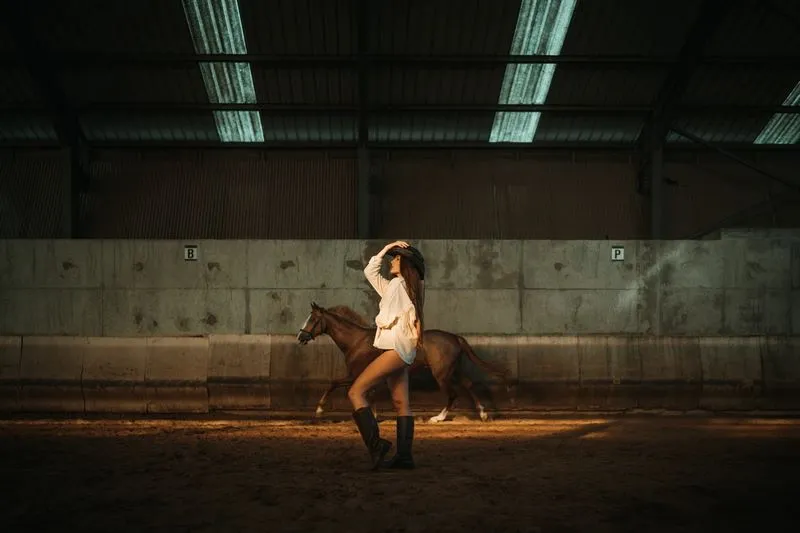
[1,414,799,532]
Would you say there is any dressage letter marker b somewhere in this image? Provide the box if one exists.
[184,245,198,261]
[611,245,624,262]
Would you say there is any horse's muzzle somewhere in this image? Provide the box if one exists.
[297,330,313,345]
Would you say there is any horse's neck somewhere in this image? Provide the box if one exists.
[325,313,370,353]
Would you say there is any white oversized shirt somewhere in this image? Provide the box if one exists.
[363,254,419,364]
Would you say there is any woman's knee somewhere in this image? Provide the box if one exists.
[391,395,409,412]
[347,384,364,402]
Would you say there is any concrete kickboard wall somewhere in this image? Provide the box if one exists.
[0,333,796,414]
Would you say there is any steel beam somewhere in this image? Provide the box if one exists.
[1,54,799,68]
[638,0,733,238]
[640,0,734,146]
[5,139,790,150]
[5,103,799,114]
[671,126,800,194]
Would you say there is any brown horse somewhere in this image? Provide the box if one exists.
[296,302,512,423]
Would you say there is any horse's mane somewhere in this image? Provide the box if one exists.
[327,305,373,328]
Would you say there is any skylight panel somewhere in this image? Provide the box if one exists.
[182,0,264,143]
[753,81,800,145]
[489,0,577,143]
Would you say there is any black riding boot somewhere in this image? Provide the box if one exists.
[382,416,415,470]
[352,407,392,470]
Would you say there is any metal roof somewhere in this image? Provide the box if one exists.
[0,0,798,149]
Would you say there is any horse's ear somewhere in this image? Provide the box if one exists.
[311,301,319,310]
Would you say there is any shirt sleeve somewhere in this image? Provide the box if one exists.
[363,254,389,297]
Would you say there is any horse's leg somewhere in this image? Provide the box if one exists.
[316,377,353,417]
[429,369,458,424]
[459,375,489,422]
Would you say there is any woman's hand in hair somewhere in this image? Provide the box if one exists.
[380,240,410,255]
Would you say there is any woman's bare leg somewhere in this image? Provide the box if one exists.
[348,349,407,410]
[386,366,411,416]
[383,364,416,469]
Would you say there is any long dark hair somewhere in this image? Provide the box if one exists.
[399,256,424,344]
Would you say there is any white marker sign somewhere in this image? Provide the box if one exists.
[184,245,199,261]
[611,245,624,262]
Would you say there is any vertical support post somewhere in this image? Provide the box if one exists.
[356,0,371,238]
[61,150,75,238]
[2,0,87,238]
[650,123,665,239]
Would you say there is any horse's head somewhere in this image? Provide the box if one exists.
[297,301,326,345]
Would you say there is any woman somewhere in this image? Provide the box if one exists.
[349,240,425,471]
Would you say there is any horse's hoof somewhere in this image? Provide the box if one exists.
[479,412,489,422]
[428,416,444,424]
[315,407,324,418]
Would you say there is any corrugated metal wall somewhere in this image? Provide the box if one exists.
[374,151,648,239]
[2,148,798,240]
[0,149,68,238]
[82,151,358,239]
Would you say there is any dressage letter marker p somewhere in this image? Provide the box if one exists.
[184,245,199,262]
[611,245,624,262]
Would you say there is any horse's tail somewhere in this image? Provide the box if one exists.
[457,335,513,391]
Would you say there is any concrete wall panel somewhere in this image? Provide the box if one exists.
[250,289,378,335]
[425,289,520,334]
[523,289,644,334]
[103,289,246,336]
[698,337,762,410]
[637,337,702,409]
[523,240,649,290]
[722,239,792,289]
[208,334,271,409]
[762,337,800,408]
[82,338,147,413]
[102,240,247,289]
[248,240,349,289]
[144,337,209,413]
[517,336,580,408]
[0,289,103,336]
[656,241,725,289]
[723,289,791,335]
[0,240,102,289]
[659,289,724,335]
[0,336,21,410]
[269,335,341,409]
[578,336,641,409]
[19,336,86,412]
[419,240,521,289]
